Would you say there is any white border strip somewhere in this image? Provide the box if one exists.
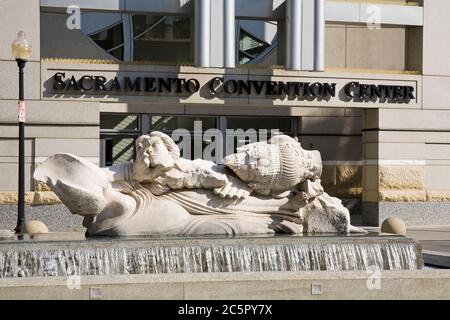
[41,0,424,27]
[322,160,427,166]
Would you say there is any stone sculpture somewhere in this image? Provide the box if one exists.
[34,132,365,236]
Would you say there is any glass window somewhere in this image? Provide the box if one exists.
[102,136,136,166]
[100,114,139,131]
[236,19,278,65]
[149,116,218,160]
[149,116,216,133]
[132,15,192,63]
[226,117,295,153]
[100,114,140,166]
[89,22,124,60]
[227,117,292,134]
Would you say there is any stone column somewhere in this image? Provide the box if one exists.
[362,1,450,227]
[362,108,450,226]
[285,0,302,71]
[194,0,211,67]
[224,0,235,68]
[314,0,325,71]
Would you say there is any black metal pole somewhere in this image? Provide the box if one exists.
[15,59,26,233]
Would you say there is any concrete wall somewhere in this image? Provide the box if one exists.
[363,109,450,226]
[326,23,412,71]
[422,0,450,110]
[0,271,449,300]
[4,0,450,230]
[0,0,100,219]
[360,0,450,226]
[300,109,363,199]
[40,12,113,60]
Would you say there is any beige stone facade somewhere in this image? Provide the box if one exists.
[0,0,449,228]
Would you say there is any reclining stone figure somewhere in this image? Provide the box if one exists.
[34,131,364,236]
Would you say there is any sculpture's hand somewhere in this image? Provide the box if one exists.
[299,179,324,198]
[132,159,169,183]
[213,175,253,199]
[289,191,309,210]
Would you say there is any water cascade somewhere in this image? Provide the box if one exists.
[0,236,423,278]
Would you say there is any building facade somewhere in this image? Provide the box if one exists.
[0,0,449,231]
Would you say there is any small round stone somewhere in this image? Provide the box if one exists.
[24,220,49,234]
[0,229,15,240]
[381,217,406,235]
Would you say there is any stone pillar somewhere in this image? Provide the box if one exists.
[194,0,211,67]
[223,0,235,68]
[285,0,302,71]
[285,0,325,71]
[195,0,233,68]
[362,1,450,227]
[314,0,325,71]
[362,108,450,226]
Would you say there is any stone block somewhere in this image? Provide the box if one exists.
[379,190,427,202]
[363,190,379,202]
[32,191,61,205]
[363,165,379,191]
[346,25,406,70]
[0,163,34,191]
[0,125,99,139]
[0,139,33,157]
[423,75,450,110]
[0,61,40,100]
[423,0,450,76]
[379,166,425,190]
[325,24,346,68]
[0,0,40,61]
[34,138,99,158]
[0,192,35,205]
[425,166,450,190]
[34,181,51,192]
[377,109,450,131]
[427,191,450,202]
[333,187,363,198]
[320,165,336,188]
[301,117,362,135]
[0,100,100,125]
[336,165,362,188]
[299,136,362,161]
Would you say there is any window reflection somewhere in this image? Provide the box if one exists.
[132,15,191,63]
[88,22,124,60]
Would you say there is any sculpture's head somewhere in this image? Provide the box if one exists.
[135,132,180,169]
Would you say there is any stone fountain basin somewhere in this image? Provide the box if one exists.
[0,233,423,278]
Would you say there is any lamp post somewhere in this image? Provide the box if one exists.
[11,31,31,233]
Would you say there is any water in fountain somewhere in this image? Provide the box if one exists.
[0,236,423,278]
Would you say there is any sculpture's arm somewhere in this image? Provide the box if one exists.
[287,179,324,211]
[101,163,134,182]
[213,174,253,199]
[101,161,169,184]
[163,158,228,191]
[301,179,324,200]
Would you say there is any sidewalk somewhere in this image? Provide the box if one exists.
[406,226,450,268]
